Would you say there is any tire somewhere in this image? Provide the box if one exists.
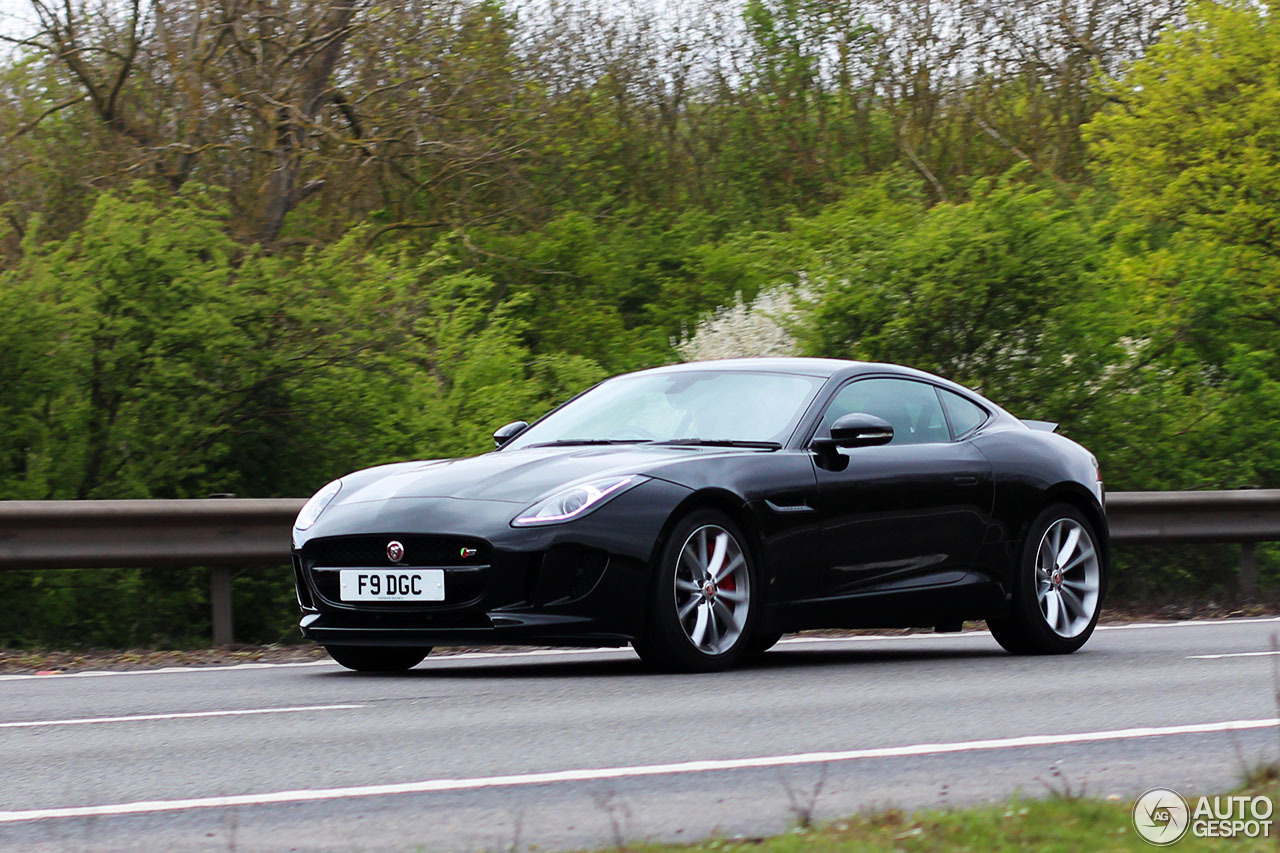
[325,645,432,672]
[988,503,1104,655]
[633,510,761,672]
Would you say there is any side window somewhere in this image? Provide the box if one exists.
[939,389,989,439]
[819,378,950,446]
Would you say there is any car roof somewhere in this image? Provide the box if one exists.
[624,357,965,385]
[625,357,861,379]
[619,358,999,407]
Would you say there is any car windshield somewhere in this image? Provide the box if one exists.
[505,370,824,450]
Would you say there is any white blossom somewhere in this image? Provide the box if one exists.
[674,281,813,362]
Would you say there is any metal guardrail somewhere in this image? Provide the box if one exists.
[0,499,304,569]
[0,498,303,646]
[1107,490,1280,544]
[0,490,1276,645]
[1106,489,1280,605]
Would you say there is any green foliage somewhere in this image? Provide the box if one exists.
[796,173,1115,419]
[621,782,1280,852]
[1088,2,1280,251]
[462,207,775,372]
[0,186,247,499]
[5,1,1280,647]
[1083,0,1280,491]
[0,186,605,501]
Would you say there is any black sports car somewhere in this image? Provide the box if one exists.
[292,358,1107,672]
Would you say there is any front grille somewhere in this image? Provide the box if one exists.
[303,535,490,569]
[301,535,492,608]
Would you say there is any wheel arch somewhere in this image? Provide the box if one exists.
[988,481,1109,654]
[1034,482,1110,579]
[648,488,769,598]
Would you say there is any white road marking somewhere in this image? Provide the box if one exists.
[0,717,1275,824]
[1097,616,1280,631]
[0,660,340,681]
[1,616,1275,682]
[1188,651,1280,660]
[0,704,364,730]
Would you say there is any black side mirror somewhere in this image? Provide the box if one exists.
[811,412,894,452]
[493,420,529,449]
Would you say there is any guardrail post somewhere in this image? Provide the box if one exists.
[211,566,234,646]
[1240,543,1258,601]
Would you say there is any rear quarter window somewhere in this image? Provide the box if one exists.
[939,389,989,438]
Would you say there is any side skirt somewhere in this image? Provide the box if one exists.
[767,575,1008,633]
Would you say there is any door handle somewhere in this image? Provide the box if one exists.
[953,476,978,486]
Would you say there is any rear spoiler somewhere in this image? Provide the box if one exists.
[1021,419,1059,433]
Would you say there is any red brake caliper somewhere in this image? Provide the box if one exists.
[712,537,735,592]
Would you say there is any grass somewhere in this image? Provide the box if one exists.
[610,780,1280,852]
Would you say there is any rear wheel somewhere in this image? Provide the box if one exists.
[324,645,431,672]
[988,503,1103,655]
[633,510,760,672]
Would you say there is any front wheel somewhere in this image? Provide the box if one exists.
[633,510,761,672]
[324,645,432,672]
[988,503,1104,655]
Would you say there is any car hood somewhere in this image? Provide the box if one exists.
[332,445,759,507]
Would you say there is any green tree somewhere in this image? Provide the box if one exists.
[796,172,1114,420]
[1085,0,1280,489]
[0,184,606,646]
[0,184,605,501]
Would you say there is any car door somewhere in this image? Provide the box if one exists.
[802,377,994,608]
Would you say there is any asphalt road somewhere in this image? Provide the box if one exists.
[1,617,1278,852]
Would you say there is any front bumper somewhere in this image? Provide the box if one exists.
[291,481,690,647]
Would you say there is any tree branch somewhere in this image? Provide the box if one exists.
[104,0,141,118]
[4,93,86,142]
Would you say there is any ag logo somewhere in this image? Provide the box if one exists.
[1133,787,1190,845]
[386,540,405,563]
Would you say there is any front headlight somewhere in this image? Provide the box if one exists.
[295,479,342,531]
[512,475,646,526]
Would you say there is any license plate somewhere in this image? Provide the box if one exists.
[339,569,445,602]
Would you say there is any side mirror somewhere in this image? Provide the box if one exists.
[811,412,894,452]
[493,420,529,449]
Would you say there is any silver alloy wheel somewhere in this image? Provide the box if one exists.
[673,524,751,655]
[1035,517,1100,638]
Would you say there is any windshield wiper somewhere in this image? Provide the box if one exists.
[525,439,654,448]
[651,439,782,450]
